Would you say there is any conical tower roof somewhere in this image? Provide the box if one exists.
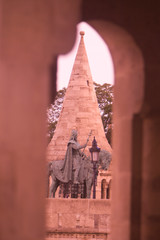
[47,31,111,161]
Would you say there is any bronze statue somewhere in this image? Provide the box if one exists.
[48,148,111,198]
[47,129,111,198]
[61,129,87,184]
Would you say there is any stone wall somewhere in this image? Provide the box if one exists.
[46,199,111,240]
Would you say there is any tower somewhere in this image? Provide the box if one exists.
[47,31,111,162]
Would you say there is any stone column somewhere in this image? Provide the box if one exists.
[141,116,160,239]
[0,1,81,240]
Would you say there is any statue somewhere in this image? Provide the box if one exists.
[48,146,112,198]
[61,129,87,184]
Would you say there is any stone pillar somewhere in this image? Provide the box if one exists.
[141,116,160,239]
[0,1,81,240]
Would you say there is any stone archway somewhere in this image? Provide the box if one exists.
[48,19,145,239]
[1,2,160,240]
[46,20,144,239]
[50,19,144,238]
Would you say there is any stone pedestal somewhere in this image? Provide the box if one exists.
[46,199,111,240]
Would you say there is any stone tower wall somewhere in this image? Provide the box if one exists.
[47,32,111,162]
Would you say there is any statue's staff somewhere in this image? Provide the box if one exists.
[82,130,92,154]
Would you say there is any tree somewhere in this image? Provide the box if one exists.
[47,83,113,144]
[47,88,66,142]
[94,82,113,145]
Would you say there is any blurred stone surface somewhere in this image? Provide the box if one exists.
[46,199,111,240]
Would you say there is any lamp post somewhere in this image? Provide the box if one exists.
[89,137,100,199]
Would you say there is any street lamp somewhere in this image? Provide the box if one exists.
[89,137,100,199]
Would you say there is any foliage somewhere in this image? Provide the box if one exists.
[47,83,113,145]
[47,88,66,142]
[94,82,113,145]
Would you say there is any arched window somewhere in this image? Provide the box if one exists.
[106,180,112,199]
[101,179,107,199]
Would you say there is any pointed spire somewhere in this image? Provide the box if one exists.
[68,31,93,89]
[80,31,85,36]
[47,32,111,161]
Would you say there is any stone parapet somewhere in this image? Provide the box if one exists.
[46,199,111,239]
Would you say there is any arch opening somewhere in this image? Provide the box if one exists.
[48,20,144,202]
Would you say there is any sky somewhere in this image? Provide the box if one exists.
[57,22,114,91]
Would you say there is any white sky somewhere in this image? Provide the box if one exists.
[57,22,114,91]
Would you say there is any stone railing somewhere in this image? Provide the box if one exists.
[46,199,111,240]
